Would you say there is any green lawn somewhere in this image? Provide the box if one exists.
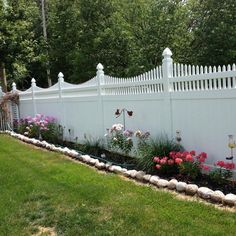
[0,135,236,236]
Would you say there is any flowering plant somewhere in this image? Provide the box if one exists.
[105,123,134,155]
[16,114,61,143]
[209,160,235,184]
[153,150,209,179]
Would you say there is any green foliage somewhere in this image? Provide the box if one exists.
[136,135,181,174]
[179,161,202,180]
[209,168,233,185]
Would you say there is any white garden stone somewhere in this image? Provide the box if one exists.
[112,165,123,174]
[176,182,187,192]
[168,179,178,190]
[157,179,169,188]
[135,171,146,180]
[197,187,213,199]
[95,162,105,169]
[143,174,151,182]
[224,193,236,206]
[210,190,224,203]
[149,175,160,185]
[186,184,198,195]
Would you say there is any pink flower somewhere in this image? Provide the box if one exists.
[199,157,206,163]
[169,151,176,158]
[200,152,207,159]
[175,158,183,164]
[168,159,174,165]
[155,164,161,169]
[153,157,160,163]
[201,165,210,171]
[185,154,194,162]
[160,159,167,165]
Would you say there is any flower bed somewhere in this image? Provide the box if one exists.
[2,130,236,208]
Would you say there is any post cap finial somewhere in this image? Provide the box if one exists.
[58,72,64,82]
[31,78,36,83]
[12,82,16,91]
[96,63,104,70]
[162,48,172,57]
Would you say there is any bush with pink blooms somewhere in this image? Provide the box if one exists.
[153,150,209,180]
[208,160,235,185]
[16,114,62,144]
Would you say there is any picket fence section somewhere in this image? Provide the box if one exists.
[12,48,236,169]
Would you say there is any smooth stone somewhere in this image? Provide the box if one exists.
[224,193,236,206]
[135,171,146,180]
[186,184,198,195]
[149,176,160,185]
[198,187,213,199]
[176,182,187,192]
[210,190,225,203]
[112,165,123,174]
[157,179,169,188]
[143,174,152,182]
[168,179,178,190]
[95,162,105,169]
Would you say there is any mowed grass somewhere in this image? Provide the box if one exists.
[0,135,236,236]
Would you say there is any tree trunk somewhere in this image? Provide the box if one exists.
[0,62,8,92]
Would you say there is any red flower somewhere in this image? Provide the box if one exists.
[216,161,225,168]
[190,150,196,156]
[185,154,194,162]
[175,158,183,164]
[224,162,235,170]
[169,151,176,158]
[160,159,167,165]
[200,152,207,159]
[198,157,206,163]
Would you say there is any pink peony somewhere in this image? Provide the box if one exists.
[190,150,196,156]
[185,154,194,162]
[168,159,174,165]
[216,160,225,167]
[155,164,161,169]
[160,159,167,165]
[201,165,210,171]
[175,158,183,164]
[153,157,160,163]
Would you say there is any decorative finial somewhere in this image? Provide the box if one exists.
[58,72,64,82]
[31,78,36,86]
[12,82,16,91]
[162,48,172,57]
[96,63,104,71]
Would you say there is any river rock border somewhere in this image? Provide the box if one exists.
[2,131,236,208]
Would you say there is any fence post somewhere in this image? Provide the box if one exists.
[58,72,65,139]
[162,48,173,138]
[31,78,37,116]
[0,86,3,98]
[96,63,105,137]
[11,82,19,122]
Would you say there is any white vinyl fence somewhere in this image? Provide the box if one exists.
[13,48,236,169]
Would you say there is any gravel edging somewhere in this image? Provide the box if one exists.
[2,131,236,208]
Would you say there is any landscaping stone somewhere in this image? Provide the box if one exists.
[157,179,169,188]
[210,190,224,203]
[143,174,152,182]
[81,155,91,163]
[135,171,146,180]
[168,179,178,190]
[224,193,236,206]
[95,162,105,170]
[197,187,213,199]
[186,184,198,195]
[176,182,187,192]
[112,165,123,174]
[149,175,160,185]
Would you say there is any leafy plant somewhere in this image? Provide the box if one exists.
[136,135,181,174]
[209,161,235,185]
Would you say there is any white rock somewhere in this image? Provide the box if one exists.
[176,182,187,192]
[149,176,160,185]
[81,155,91,163]
[95,162,105,169]
[112,165,123,174]
[157,179,169,188]
[224,193,236,206]
[129,170,138,178]
[135,171,146,180]
[210,190,224,203]
[88,158,97,165]
[168,179,178,190]
[197,187,213,199]
[143,174,152,182]
[186,184,198,195]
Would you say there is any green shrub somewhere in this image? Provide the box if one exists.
[135,134,182,174]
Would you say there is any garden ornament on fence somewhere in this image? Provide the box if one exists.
[226,134,236,161]
[115,108,133,130]
[176,130,182,144]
